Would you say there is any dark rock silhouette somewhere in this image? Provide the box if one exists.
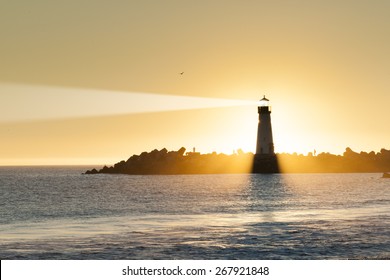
[252,154,279,173]
[84,147,390,175]
[85,168,98,174]
[277,147,390,173]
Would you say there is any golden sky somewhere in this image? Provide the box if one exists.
[1,0,389,165]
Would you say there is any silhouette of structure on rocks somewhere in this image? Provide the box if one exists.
[84,147,390,175]
[84,97,390,175]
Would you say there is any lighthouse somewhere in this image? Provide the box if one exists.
[256,95,274,155]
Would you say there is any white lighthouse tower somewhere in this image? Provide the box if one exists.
[256,95,274,155]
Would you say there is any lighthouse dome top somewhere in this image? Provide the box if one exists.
[259,95,270,107]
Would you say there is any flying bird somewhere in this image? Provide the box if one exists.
[179,72,184,75]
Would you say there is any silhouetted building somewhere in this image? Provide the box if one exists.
[256,95,274,155]
[252,96,279,173]
[186,147,200,156]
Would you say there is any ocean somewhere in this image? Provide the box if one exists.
[0,166,389,259]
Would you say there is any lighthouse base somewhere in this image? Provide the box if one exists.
[252,154,280,173]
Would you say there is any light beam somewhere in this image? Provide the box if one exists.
[0,83,256,123]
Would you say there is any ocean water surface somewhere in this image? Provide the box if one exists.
[0,166,389,259]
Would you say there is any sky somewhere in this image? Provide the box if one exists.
[1,0,389,165]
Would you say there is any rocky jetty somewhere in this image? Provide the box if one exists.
[84,147,390,175]
[85,147,255,175]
